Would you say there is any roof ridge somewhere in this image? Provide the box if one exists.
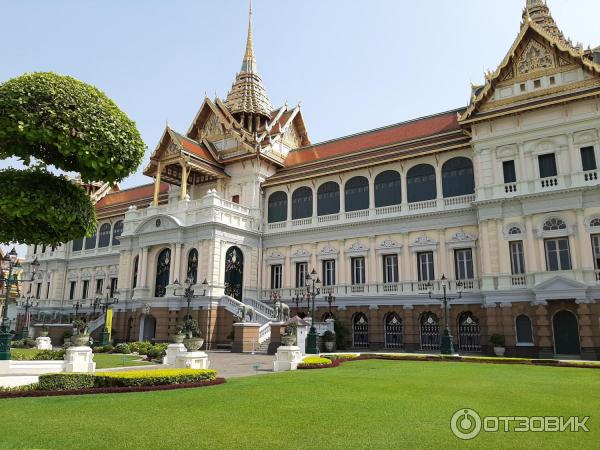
[288,107,464,154]
[104,182,157,195]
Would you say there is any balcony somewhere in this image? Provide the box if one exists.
[265,194,475,234]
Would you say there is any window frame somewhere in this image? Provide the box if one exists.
[580,146,597,171]
[270,264,283,290]
[322,259,336,286]
[295,262,308,288]
[383,254,399,284]
[544,237,572,271]
[538,153,558,178]
[591,234,600,270]
[515,314,534,346]
[509,241,526,275]
[454,248,474,280]
[417,251,435,281]
[351,257,366,285]
[502,160,517,184]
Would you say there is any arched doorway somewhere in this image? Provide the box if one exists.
[155,248,171,297]
[126,317,134,342]
[553,310,580,355]
[457,311,481,352]
[139,315,156,342]
[420,312,440,351]
[353,313,369,348]
[224,246,244,301]
[384,313,403,349]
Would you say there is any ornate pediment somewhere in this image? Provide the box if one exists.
[319,245,338,256]
[347,243,368,253]
[200,113,224,139]
[516,39,555,76]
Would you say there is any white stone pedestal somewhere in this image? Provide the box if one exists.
[175,351,210,369]
[163,343,186,365]
[64,346,96,373]
[272,346,303,372]
[35,336,53,351]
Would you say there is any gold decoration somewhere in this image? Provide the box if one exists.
[516,40,555,75]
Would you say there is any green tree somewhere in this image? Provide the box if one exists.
[0,72,145,245]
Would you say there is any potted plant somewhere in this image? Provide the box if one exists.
[322,330,336,352]
[281,323,297,346]
[172,323,186,344]
[490,334,506,356]
[39,323,49,337]
[71,318,90,347]
[182,318,204,351]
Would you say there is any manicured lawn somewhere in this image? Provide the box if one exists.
[0,360,598,449]
[9,348,151,369]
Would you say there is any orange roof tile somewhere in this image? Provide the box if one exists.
[284,109,462,166]
[95,183,168,209]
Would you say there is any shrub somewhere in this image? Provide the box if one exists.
[11,349,65,361]
[94,369,217,387]
[490,334,506,347]
[38,374,96,391]
[128,341,153,355]
[0,383,39,393]
[146,343,168,360]
[322,330,336,342]
[11,339,27,348]
[114,343,131,354]
[92,345,114,354]
[298,357,333,369]
[322,354,359,361]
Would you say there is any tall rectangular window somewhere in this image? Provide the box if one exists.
[82,280,89,299]
[69,281,76,300]
[503,160,517,183]
[592,234,600,270]
[351,257,366,285]
[581,146,597,171]
[35,283,41,299]
[110,278,118,297]
[383,254,399,284]
[322,259,336,286]
[509,241,526,275]
[270,264,282,289]
[545,238,571,271]
[454,248,474,280]
[295,262,307,288]
[95,278,103,296]
[417,252,435,281]
[538,153,557,178]
[46,282,51,299]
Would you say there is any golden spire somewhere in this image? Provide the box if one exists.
[224,0,273,122]
[522,0,572,49]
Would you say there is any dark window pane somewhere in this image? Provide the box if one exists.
[317,182,340,216]
[581,147,597,171]
[503,160,517,183]
[112,220,124,246]
[374,170,401,207]
[98,223,111,248]
[84,232,97,250]
[407,164,436,203]
[345,177,369,212]
[268,191,288,223]
[291,187,313,220]
[538,153,557,178]
[72,238,83,252]
[442,157,475,198]
[516,315,533,343]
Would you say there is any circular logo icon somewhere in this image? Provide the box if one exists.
[451,408,481,440]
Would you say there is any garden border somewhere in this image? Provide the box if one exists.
[0,378,226,399]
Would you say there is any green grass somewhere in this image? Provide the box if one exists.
[0,360,598,449]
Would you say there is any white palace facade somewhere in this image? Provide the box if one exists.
[19,1,600,358]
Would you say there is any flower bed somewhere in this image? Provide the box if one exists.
[0,378,225,399]
[297,357,339,370]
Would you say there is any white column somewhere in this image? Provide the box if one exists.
[140,247,149,287]
[576,210,593,269]
[168,244,176,282]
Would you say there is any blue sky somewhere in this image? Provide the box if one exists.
[1,0,598,190]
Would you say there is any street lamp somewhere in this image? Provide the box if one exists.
[426,274,463,355]
[18,295,38,339]
[324,291,336,318]
[291,290,306,317]
[91,288,119,346]
[72,299,84,320]
[173,278,208,334]
[305,268,321,354]
[0,250,39,360]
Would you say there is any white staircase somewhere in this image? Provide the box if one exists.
[87,314,105,334]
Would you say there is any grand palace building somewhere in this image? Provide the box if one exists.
[19,1,600,359]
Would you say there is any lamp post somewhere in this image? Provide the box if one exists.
[173,278,208,333]
[72,299,84,321]
[91,288,119,346]
[292,290,306,317]
[18,295,38,339]
[426,274,463,355]
[305,268,321,354]
[0,249,39,360]
[324,291,336,318]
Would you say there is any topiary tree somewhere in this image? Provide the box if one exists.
[0,72,146,245]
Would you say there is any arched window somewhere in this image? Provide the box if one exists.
[375,170,401,207]
[515,315,533,344]
[344,176,369,212]
[292,187,313,220]
[420,312,439,351]
[442,157,475,198]
[187,249,198,285]
[72,238,83,252]
[543,218,567,231]
[112,220,124,246]
[590,218,600,228]
[407,164,436,203]
[132,255,139,289]
[508,226,522,235]
[384,312,403,349]
[317,182,340,216]
[155,248,171,297]
[224,246,244,301]
[353,313,369,348]
[98,223,111,248]
[84,230,97,250]
[268,191,288,223]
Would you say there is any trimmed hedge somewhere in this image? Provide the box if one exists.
[11,349,65,361]
[38,374,95,391]
[298,357,336,370]
[94,369,216,387]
